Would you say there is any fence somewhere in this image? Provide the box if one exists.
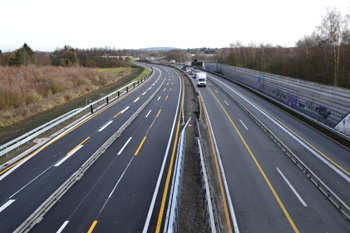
[204,63,350,136]
[0,68,153,158]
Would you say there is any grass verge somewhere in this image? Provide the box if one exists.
[0,64,147,147]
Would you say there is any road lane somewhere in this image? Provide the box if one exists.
[29,65,185,232]
[0,67,168,232]
[207,73,350,210]
[199,77,350,232]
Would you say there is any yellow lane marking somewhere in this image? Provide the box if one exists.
[113,110,122,119]
[156,72,183,233]
[170,88,172,91]
[165,96,168,101]
[67,137,90,155]
[87,220,98,233]
[201,99,233,232]
[156,110,161,118]
[208,87,299,233]
[0,71,156,175]
[134,97,140,102]
[134,136,147,156]
[234,89,350,177]
[215,77,349,151]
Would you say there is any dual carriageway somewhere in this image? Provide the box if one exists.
[0,63,350,232]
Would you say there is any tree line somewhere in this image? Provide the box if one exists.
[0,45,146,68]
[217,7,350,88]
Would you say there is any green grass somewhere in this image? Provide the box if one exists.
[97,65,151,93]
[96,67,128,77]
[122,65,151,90]
[128,57,137,62]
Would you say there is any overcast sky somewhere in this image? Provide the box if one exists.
[0,0,349,51]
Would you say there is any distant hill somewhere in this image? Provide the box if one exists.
[139,47,181,51]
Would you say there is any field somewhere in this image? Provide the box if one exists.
[0,65,146,145]
[0,65,131,128]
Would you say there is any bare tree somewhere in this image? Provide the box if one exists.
[317,7,343,85]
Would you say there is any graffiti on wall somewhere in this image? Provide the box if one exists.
[271,89,332,119]
[257,76,262,88]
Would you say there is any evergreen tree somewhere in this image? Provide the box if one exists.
[8,43,35,66]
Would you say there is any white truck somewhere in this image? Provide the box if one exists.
[170,60,176,65]
[195,72,207,87]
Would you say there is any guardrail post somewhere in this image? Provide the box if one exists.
[118,91,120,98]
[126,87,128,93]
[138,81,139,86]
[90,105,93,114]
[106,96,109,105]
[133,83,135,88]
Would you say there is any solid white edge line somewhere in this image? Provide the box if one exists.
[98,120,113,132]
[145,110,152,118]
[57,220,69,233]
[276,167,307,207]
[142,67,181,233]
[201,96,240,233]
[117,137,132,155]
[209,75,350,183]
[54,145,83,167]
[239,119,249,131]
[0,199,15,212]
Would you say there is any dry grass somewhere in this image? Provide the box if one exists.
[0,65,130,127]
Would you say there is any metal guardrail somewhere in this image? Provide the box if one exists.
[14,68,162,233]
[196,118,218,233]
[0,68,153,158]
[210,77,350,221]
[163,118,191,233]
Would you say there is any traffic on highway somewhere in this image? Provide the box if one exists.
[1,62,350,233]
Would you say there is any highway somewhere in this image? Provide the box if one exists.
[0,65,184,232]
[198,71,350,232]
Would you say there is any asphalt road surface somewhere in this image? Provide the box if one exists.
[198,71,350,233]
[0,65,185,233]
